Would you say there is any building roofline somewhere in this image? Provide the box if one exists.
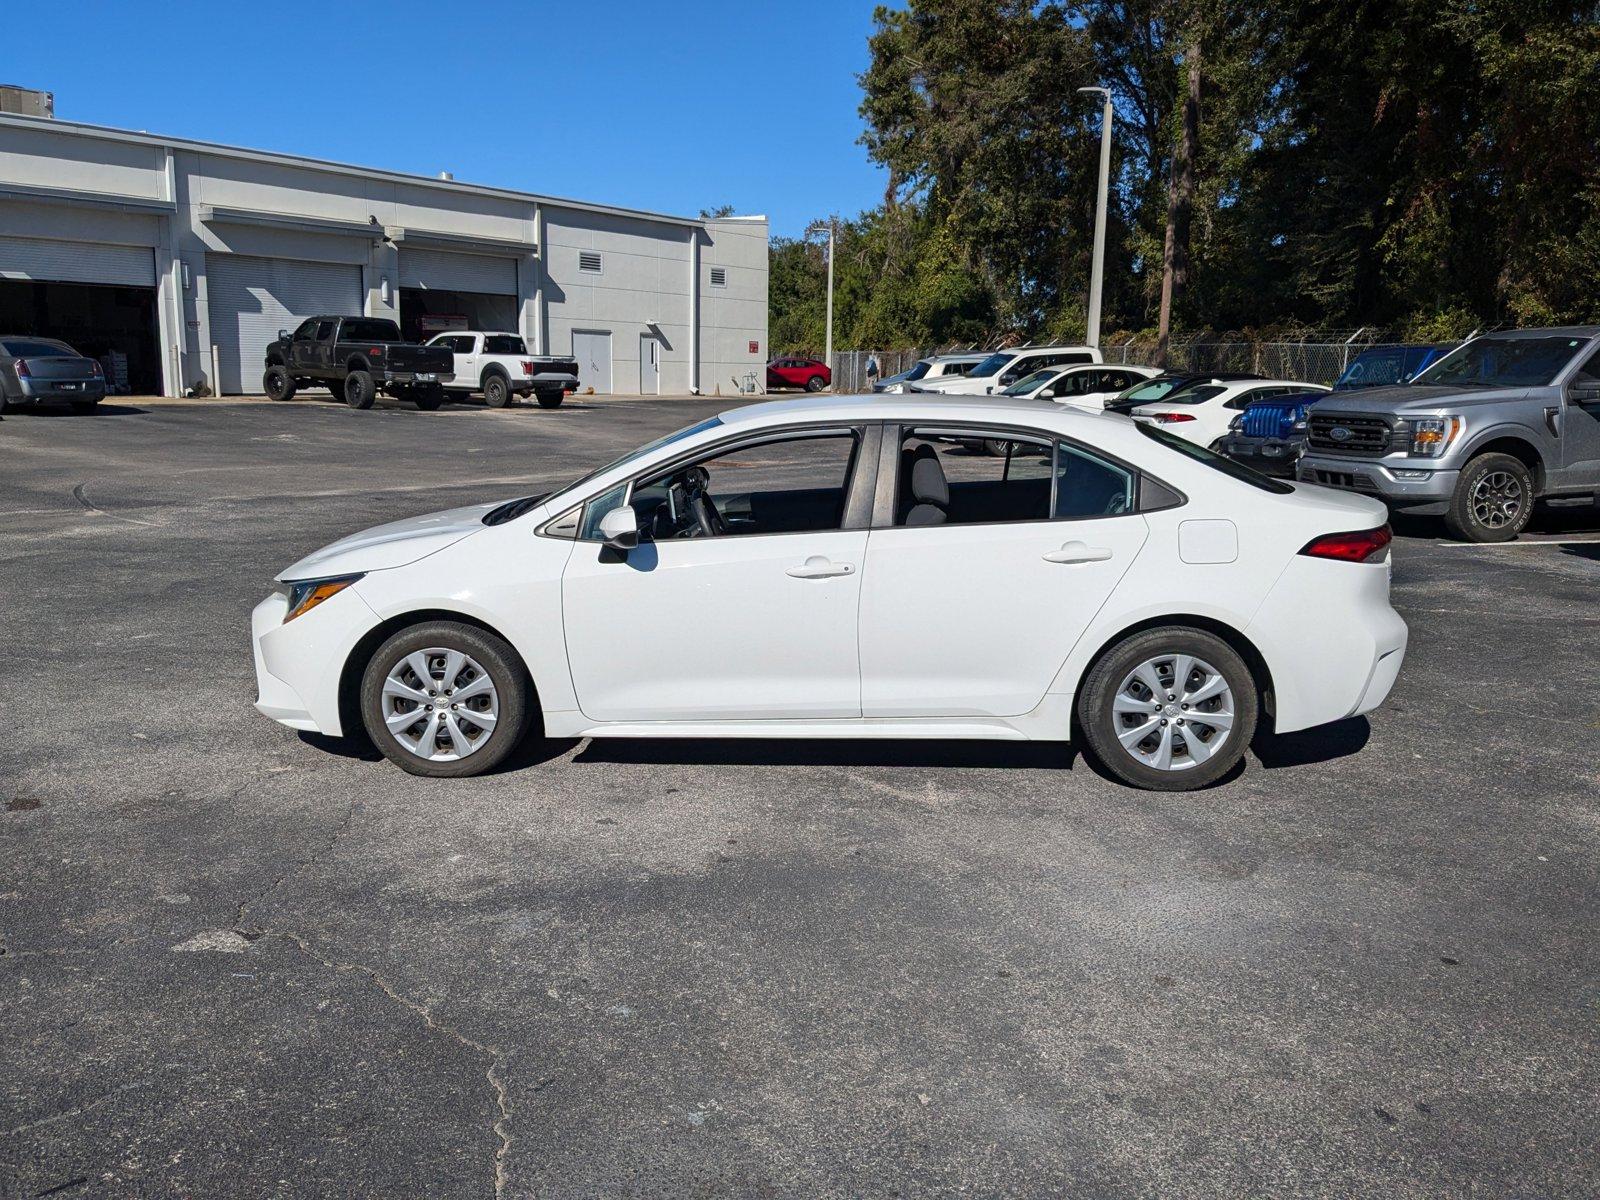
[0,111,765,232]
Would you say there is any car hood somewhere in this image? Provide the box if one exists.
[1311,383,1537,415]
[277,502,495,581]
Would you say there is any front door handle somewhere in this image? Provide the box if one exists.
[787,556,856,579]
[1043,541,1113,564]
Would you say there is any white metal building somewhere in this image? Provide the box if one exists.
[0,111,768,397]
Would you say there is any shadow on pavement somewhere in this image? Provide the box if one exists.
[574,737,1080,772]
[6,403,149,418]
[1252,716,1370,769]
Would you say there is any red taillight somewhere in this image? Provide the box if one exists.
[15,358,30,378]
[90,360,104,377]
[1153,412,1195,423]
[1300,525,1393,563]
[521,360,535,375]
[369,345,384,356]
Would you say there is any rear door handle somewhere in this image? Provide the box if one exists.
[787,556,856,579]
[1043,541,1113,564]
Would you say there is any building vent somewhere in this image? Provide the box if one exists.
[578,250,603,273]
[0,85,53,118]
[710,267,727,287]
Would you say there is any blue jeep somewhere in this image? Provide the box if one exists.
[1217,344,1450,475]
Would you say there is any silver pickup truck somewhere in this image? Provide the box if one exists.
[1296,327,1600,542]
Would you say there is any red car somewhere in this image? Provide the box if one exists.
[766,356,831,392]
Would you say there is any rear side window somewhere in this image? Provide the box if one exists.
[484,335,527,354]
[1136,422,1293,493]
[341,318,402,342]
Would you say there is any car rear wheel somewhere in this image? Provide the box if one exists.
[343,370,376,409]
[1076,627,1257,791]
[414,386,443,411]
[805,374,826,392]
[1444,452,1533,543]
[264,365,296,402]
[536,391,564,409]
[360,621,533,778]
[483,373,510,408]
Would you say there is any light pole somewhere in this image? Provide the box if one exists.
[806,217,836,377]
[1078,86,1113,348]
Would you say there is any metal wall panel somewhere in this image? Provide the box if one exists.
[0,234,155,287]
[206,254,361,394]
[398,248,516,295]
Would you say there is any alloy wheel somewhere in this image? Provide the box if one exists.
[381,647,499,761]
[1112,653,1236,772]
[1470,470,1524,530]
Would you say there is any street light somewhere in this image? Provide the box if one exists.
[1078,86,1114,349]
[805,217,836,375]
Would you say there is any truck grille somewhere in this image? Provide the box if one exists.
[1307,413,1394,456]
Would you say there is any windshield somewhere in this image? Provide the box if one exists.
[548,416,724,504]
[902,361,931,381]
[1335,349,1410,390]
[341,318,403,342]
[1001,368,1060,396]
[1,339,75,357]
[967,352,1015,378]
[1412,335,1590,389]
[1160,383,1227,406]
[1115,377,1183,404]
[484,335,527,354]
[1136,422,1293,494]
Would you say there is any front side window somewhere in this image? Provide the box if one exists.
[293,319,318,341]
[558,416,724,513]
[314,320,337,340]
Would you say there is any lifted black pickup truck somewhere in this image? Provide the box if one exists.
[263,316,455,409]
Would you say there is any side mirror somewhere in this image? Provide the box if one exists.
[278,328,288,340]
[597,505,639,552]
[1038,389,1056,400]
[1571,380,1600,406]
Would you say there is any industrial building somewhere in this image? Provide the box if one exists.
[0,104,768,397]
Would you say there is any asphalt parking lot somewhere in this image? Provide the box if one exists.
[2,394,1598,1198]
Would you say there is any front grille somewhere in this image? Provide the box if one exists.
[1241,403,1293,439]
[1307,413,1393,456]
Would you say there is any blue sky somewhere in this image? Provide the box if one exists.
[13,0,888,238]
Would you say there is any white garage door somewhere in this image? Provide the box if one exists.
[0,235,155,287]
[207,255,363,394]
[398,248,517,296]
[572,330,612,395]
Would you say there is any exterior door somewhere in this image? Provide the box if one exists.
[858,429,1149,717]
[1560,349,1600,487]
[639,334,660,395]
[572,330,611,394]
[561,428,867,721]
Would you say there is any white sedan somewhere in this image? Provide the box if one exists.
[252,396,1407,791]
[1132,379,1331,447]
[999,363,1160,409]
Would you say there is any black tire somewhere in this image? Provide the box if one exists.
[263,365,296,402]
[805,374,826,392]
[1443,452,1534,543]
[343,370,376,410]
[983,438,1012,458]
[535,391,564,409]
[482,373,511,408]
[360,621,533,778]
[1075,626,1258,792]
[414,387,443,411]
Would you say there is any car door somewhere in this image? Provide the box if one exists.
[561,425,874,722]
[288,319,319,374]
[858,425,1150,717]
[454,335,480,391]
[1560,347,1600,486]
[310,319,338,378]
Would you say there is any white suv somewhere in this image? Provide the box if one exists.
[911,344,1103,395]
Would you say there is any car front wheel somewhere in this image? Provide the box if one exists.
[1076,627,1257,791]
[1444,452,1533,543]
[264,365,296,401]
[360,621,532,778]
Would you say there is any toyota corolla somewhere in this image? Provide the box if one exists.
[251,396,1408,791]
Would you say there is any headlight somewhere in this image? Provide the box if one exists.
[281,573,364,623]
[1290,417,1308,432]
[1404,416,1461,459]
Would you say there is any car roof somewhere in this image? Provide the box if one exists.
[930,353,986,362]
[1473,326,1600,340]
[723,393,1137,434]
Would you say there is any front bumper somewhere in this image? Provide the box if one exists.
[1217,434,1303,475]
[251,585,378,736]
[1296,453,1459,515]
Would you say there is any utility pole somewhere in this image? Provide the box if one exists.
[1078,86,1113,348]
[806,217,837,380]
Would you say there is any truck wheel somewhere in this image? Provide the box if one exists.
[1444,452,1533,543]
[414,387,443,411]
[264,365,296,402]
[343,371,376,410]
[536,391,564,409]
[482,373,510,408]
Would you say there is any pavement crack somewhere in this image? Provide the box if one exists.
[4,1069,178,1140]
[234,797,362,933]
[278,930,514,1198]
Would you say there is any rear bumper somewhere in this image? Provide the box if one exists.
[380,369,454,386]
[1217,434,1303,475]
[1296,453,1459,515]
[17,378,106,402]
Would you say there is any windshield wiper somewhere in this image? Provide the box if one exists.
[482,493,550,526]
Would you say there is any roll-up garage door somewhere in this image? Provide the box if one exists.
[206,254,362,394]
[398,248,517,295]
[0,235,156,287]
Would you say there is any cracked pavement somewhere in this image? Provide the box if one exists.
[2,395,1598,1197]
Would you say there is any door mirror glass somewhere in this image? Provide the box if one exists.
[598,505,639,551]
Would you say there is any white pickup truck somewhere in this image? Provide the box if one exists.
[422,331,580,409]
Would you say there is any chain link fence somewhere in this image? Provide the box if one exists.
[828,331,1441,392]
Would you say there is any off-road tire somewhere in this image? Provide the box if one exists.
[1443,452,1534,543]
[414,386,444,411]
[343,370,376,410]
[264,365,296,402]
